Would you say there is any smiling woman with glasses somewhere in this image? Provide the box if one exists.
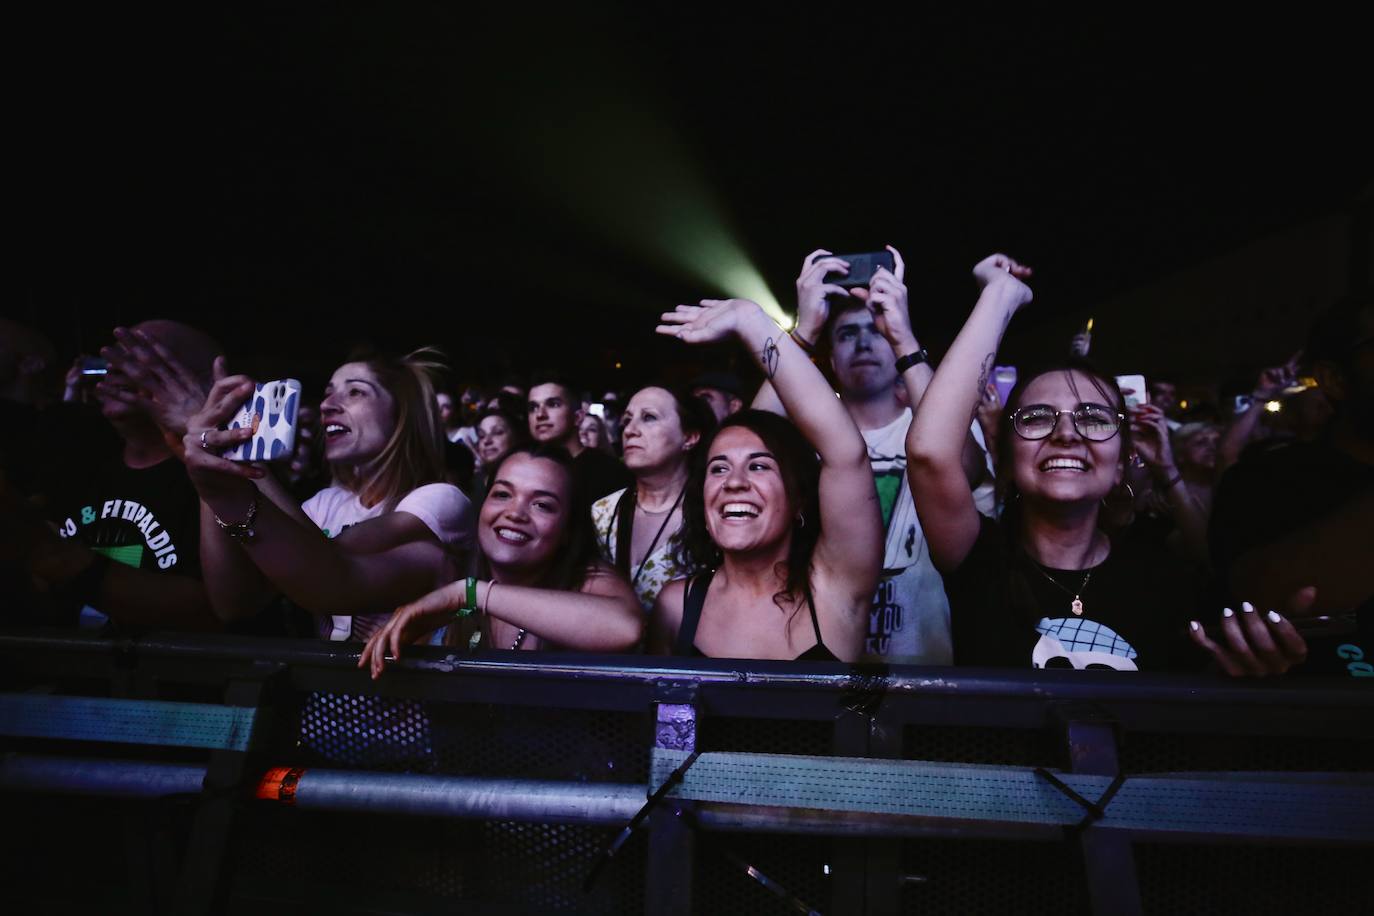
[1011,404,1125,441]
[905,254,1206,674]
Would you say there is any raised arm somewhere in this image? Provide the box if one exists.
[851,245,937,410]
[907,254,1034,570]
[659,298,881,603]
[1130,403,1210,567]
[1217,354,1300,473]
[752,249,851,416]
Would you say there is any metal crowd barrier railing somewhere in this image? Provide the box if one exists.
[1,628,1371,916]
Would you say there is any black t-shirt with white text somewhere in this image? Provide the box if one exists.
[52,456,202,580]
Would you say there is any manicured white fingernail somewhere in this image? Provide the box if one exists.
[1222,608,1234,618]
[1267,611,1282,624]
[1242,601,1255,614]
[1189,621,1200,632]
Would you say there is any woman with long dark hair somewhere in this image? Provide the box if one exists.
[648,298,882,661]
[360,443,643,672]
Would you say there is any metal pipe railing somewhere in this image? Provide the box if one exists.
[3,628,1369,711]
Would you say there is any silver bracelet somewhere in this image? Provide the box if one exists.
[214,492,259,542]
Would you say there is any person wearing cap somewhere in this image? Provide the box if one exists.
[690,371,745,423]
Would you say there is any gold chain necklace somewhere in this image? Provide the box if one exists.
[1030,562,1093,616]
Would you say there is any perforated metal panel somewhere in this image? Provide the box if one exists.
[229,806,645,913]
[694,832,832,916]
[697,714,833,757]
[252,694,651,912]
[1136,842,1368,915]
[905,723,1058,768]
[1120,730,1374,775]
[901,837,1091,915]
[0,693,257,751]
[297,693,435,771]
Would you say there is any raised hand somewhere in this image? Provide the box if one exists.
[657,299,764,346]
[1253,351,1302,400]
[359,580,471,678]
[180,370,264,488]
[851,245,918,353]
[971,253,1034,309]
[1128,403,1177,474]
[793,249,851,345]
[1188,586,1316,677]
[63,356,97,405]
[99,327,218,438]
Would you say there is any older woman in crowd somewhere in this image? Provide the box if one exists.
[591,385,715,610]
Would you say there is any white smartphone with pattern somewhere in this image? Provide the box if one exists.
[223,379,302,462]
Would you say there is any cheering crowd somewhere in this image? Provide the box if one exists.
[2,248,1370,680]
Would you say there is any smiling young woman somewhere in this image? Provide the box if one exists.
[647,298,883,662]
[359,444,643,675]
[905,256,1201,672]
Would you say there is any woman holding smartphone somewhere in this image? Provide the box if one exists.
[181,350,474,641]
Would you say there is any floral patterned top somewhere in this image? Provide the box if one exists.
[591,487,692,612]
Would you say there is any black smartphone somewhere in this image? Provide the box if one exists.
[79,356,109,376]
[823,251,896,290]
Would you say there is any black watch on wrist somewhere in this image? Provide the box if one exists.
[894,348,930,374]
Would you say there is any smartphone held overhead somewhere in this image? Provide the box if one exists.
[222,379,302,462]
[1116,374,1147,410]
[821,251,896,289]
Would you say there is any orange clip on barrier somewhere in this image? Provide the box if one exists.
[256,766,306,804]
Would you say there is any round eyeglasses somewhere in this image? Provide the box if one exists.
[1011,404,1124,442]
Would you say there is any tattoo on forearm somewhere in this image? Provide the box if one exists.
[975,353,995,394]
[973,352,996,419]
[762,337,780,379]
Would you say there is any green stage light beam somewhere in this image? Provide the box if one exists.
[498,82,790,329]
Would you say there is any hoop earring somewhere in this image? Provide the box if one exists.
[795,512,806,529]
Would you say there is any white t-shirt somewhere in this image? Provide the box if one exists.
[860,410,995,664]
[862,409,949,664]
[301,482,474,641]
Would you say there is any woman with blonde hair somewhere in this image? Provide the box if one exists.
[182,349,474,641]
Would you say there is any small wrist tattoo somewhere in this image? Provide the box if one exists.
[762,337,780,379]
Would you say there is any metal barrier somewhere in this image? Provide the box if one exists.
[1,628,1371,915]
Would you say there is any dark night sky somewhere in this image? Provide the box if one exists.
[12,8,1371,393]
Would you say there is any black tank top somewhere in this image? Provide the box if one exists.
[672,568,840,662]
